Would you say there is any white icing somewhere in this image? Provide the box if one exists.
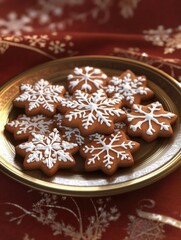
[7,114,54,135]
[18,128,77,169]
[15,79,64,112]
[60,89,125,130]
[67,66,107,92]
[127,102,175,135]
[106,72,151,105]
[64,91,72,99]
[82,131,135,170]
[114,122,126,131]
[88,122,126,141]
[53,113,85,146]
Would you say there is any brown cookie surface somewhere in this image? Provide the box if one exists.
[79,130,140,175]
[53,113,85,146]
[13,79,65,116]
[5,114,54,141]
[16,128,79,176]
[67,66,108,93]
[106,70,154,107]
[127,101,177,142]
[58,89,127,136]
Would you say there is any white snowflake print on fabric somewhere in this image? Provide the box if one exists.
[143,25,172,47]
[124,199,167,240]
[5,114,54,140]
[23,234,35,240]
[16,128,78,176]
[67,66,108,93]
[106,70,154,107]
[0,12,33,35]
[27,0,63,24]
[0,41,9,54]
[124,216,165,240]
[127,102,177,142]
[165,31,181,54]
[111,47,181,79]
[80,130,140,175]
[119,0,141,19]
[53,113,85,146]
[27,0,84,25]
[14,79,65,116]
[2,192,120,240]
[0,34,76,59]
[143,25,181,54]
[48,40,66,54]
[24,35,49,47]
[59,89,126,136]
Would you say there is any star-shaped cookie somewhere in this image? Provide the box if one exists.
[14,79,65,116]
[5,114,54,140]
[58,89,126,136]
[106,70,154,107]
[67,66,108,93]
[79,130,140,175]
[127,102,177,142]
[16,128,79,176]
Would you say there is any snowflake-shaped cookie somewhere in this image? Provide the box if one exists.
[106,70,154,107]
[58,89,126,136]
[80,131,140,175]
[5,114,54,140]
[67,66,108,93]
[53,113,85,146]
[127,102,177,142]
[16,128,79,176]
[14,79,65,116]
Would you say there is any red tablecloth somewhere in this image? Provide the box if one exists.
[0,1,181,240]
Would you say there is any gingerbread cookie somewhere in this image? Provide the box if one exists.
[79,130,140,175]
[53,113,85,146]
[5,114,54,141]
[58,89,126,136]
[127,102,177,142]
[13,79,65,116]
[106,70,154,107]
[67,66,108,93]
[16,128,79,176]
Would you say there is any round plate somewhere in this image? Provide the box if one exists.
[0,56,180,197]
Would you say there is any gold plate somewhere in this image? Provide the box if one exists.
[0,56,180,197]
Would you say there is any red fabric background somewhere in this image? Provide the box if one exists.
[0,1,180,239]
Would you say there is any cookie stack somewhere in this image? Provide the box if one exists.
[5,66,177,176]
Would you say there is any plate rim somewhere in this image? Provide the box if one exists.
[0,150,180,197]
[0,55,180,197]
[0,55,180,91]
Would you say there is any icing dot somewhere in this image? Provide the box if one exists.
[102,74,107,79]
[88,102,98,111]
[103,145,111,151]
[123,83,131,91]
[68,74,73,80]
[94,69,101,74]
[145,113,154,120]
[83,73,90,80]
